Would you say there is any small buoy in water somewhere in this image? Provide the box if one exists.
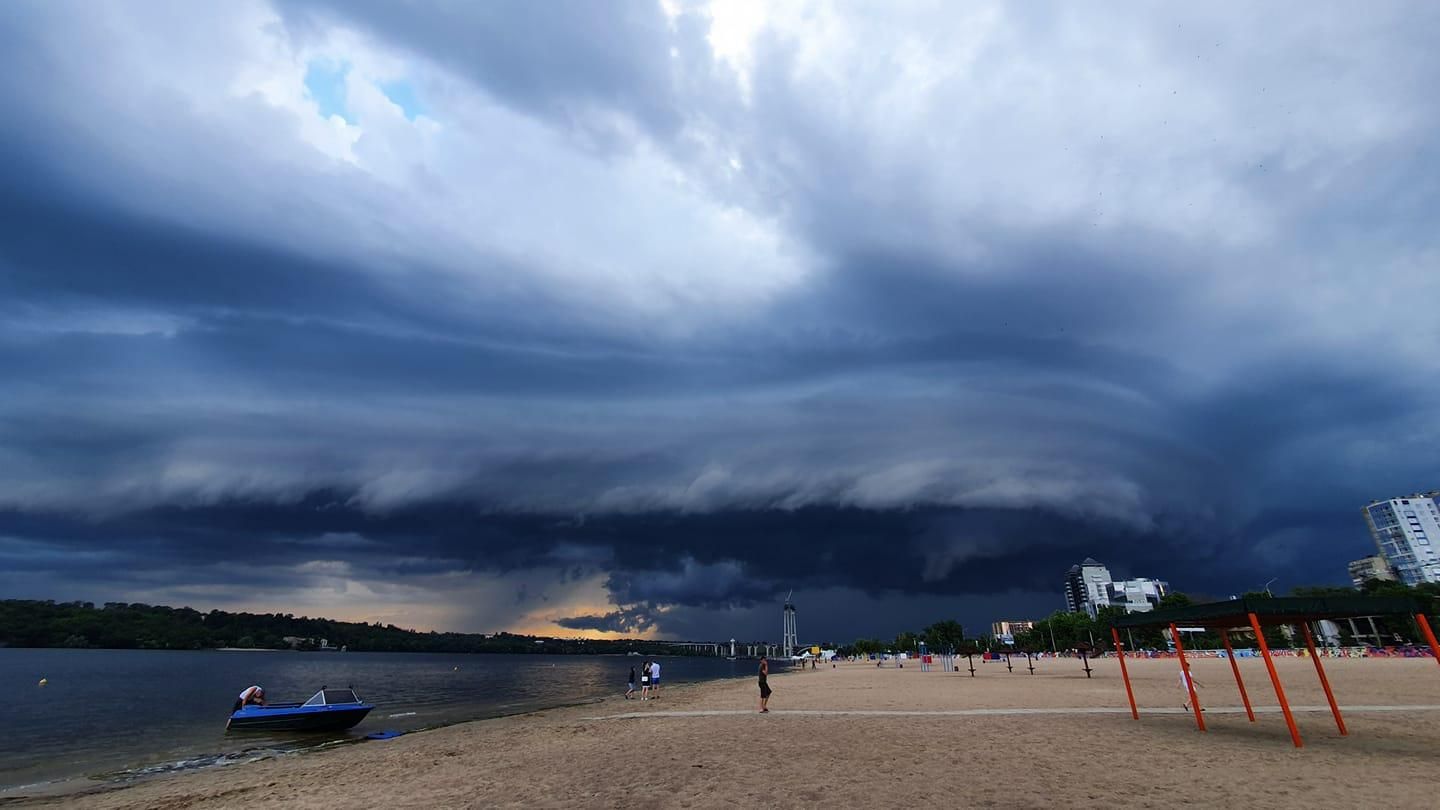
[453,666,459,671]
[38,678,48,687]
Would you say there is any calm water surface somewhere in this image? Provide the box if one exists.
[0,649,762,794]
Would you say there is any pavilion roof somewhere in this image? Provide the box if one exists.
[1110,595,1421,629]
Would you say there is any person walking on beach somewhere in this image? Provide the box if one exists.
[1179,665,1205,712]
[758,656,772,713]
[626,666,636,699]
[649,659,661,698]
[640,660,651,700]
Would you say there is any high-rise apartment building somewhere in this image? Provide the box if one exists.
[1347,554,1397,589]
[1063,558,1168,617]
[1363,492,1440,585]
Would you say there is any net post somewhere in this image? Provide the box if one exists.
[1170,622,1205,732]
[1301,621,1346,736]
[1219,627,1255,722]
[1249,611,1302,748]
[1416,613,1440,668]
[1112,627,1138,720]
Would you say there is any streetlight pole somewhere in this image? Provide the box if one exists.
[1263,578,1278,597]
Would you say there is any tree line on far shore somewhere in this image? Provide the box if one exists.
[834,579,1440,657]
[0,600,717,655]
[6,580,1437,655]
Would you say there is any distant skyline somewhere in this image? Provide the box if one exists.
[3,1,1439,641]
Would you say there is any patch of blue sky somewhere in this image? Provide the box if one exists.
[379,79,424,121]
[304,59,351,122]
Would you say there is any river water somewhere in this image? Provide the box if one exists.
[0,649,762,795]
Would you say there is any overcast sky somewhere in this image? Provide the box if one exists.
[2,1,1438,642]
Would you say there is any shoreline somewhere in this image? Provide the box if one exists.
[0,671,757,806]
[11,658,1440,808]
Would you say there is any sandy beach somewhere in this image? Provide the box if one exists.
[15,656,1440,809]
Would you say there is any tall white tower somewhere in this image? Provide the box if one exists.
[782,591,798,657]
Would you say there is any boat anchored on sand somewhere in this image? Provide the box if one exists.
[227,687,374,732]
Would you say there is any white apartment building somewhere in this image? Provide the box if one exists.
[1063,558,1168,617]
[1347,554,1397,589]
[1363,492,1440,585]
[991,620,1035,639]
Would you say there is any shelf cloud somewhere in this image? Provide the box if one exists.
[3,1,1438,639]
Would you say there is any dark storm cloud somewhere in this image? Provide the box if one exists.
[0,493,1313,616]
[2,1,1439,639]
[555,606,657,635]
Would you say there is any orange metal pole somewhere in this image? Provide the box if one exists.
[1249,611,1302,748]
[1170,622,1205,732]
[1220,628,1255,722]
[1112,628,1138,720]
[1301,621,1346,736]
[1417,613,1440,668]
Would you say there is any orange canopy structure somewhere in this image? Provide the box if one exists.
[1109,596,1440,748]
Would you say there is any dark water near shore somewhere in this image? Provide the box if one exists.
[0,649,763,794]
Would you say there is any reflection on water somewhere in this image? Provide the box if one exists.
[0,649,757,793]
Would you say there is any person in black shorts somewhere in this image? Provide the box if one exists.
[758,656,772,713]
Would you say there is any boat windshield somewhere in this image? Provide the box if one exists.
[303,688,362,707]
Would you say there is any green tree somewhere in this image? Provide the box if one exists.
[921,619,965,652]
[1238,591,1292,648]
[853,638,885,655]
[1158,592,1194,609]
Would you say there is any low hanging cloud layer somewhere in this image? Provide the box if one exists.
[2,1,1438,640]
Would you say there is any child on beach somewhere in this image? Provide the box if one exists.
[1179,666,1205,711]
[626,667,636,699]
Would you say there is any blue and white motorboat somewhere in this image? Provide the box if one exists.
[227,687,374,732]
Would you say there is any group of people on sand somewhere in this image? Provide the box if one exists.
[625,659,662,700]
[623,655,774,714]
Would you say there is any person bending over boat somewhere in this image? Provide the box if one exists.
[232,685,265,712]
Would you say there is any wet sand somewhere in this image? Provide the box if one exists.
[14,656,1440,809]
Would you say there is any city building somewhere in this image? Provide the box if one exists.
[991,620,1034,641]
[1064,557,1168,617]
[1347,554,1397,589]
[1363,492,1440,585]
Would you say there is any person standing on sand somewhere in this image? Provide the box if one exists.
[640,661,651,700]
[626,666,636,700]
[758,656,772,713]
[649,660,660,698]
[1179,666,1205,712]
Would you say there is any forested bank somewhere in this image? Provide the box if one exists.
[0,600,708,655]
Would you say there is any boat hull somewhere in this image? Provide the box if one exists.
[227,704,373,732]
